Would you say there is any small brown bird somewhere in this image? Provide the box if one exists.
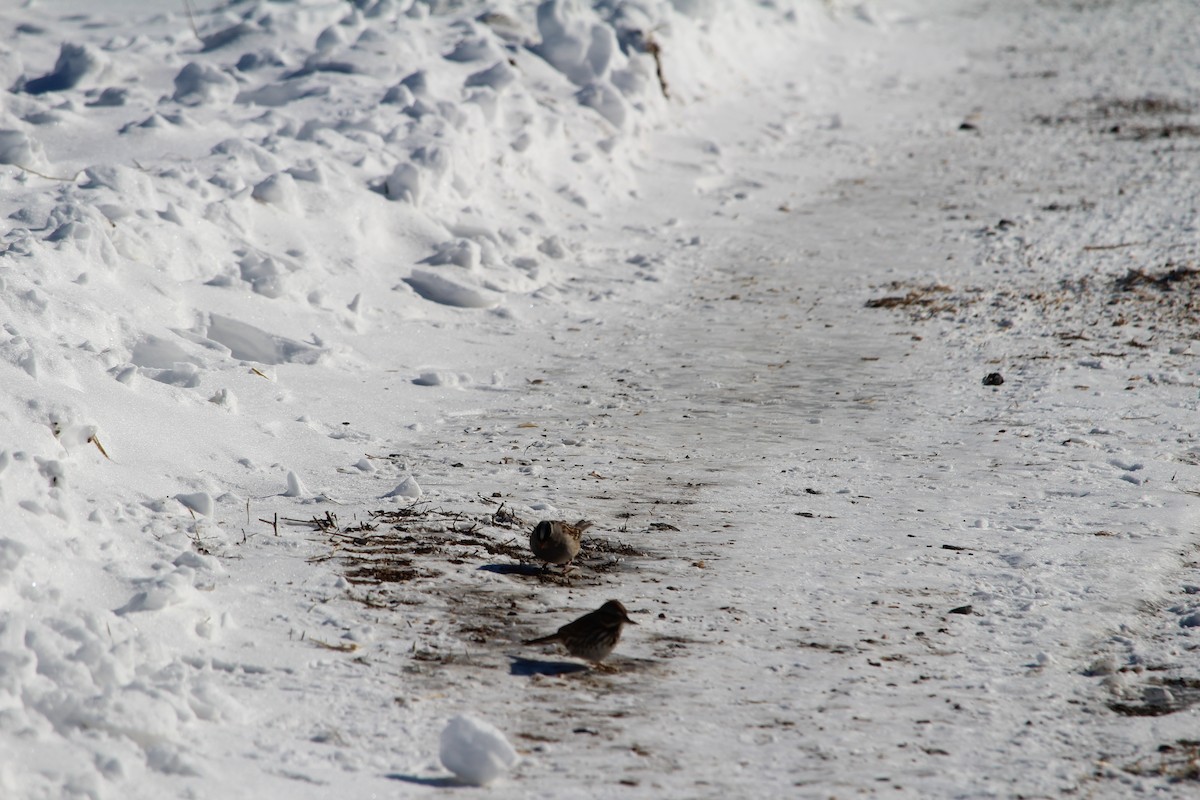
[524,600,637,665]
[529,519,592,571]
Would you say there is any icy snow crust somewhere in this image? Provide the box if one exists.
[2,0,1200,796]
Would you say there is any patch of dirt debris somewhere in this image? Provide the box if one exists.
[293,500,649,590]
[1033,94,1200,140]
[295,501,526,585]
[1112,264,1200,294]
[1118,739,1200,783]
[863,283,961,318]
[283,498,659,675]
[1107,677,1200,718]
[867,262,1200,352]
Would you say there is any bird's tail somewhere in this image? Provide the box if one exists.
[524,633,560,646]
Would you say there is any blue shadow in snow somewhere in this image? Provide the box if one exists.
[477,563,542,577]
[509,656,588,677]
[385,774,460,788]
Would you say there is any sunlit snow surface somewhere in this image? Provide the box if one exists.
[3,0,1200,796]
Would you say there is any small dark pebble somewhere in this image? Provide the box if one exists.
[949,605,974,615]
[982,372,1005,386]
[942,544,969,551]
[959,121,977,131]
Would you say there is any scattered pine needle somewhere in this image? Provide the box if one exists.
[250,367,270,379]
[6,163,82,182]
[309,638,358,652]
[88,435,112,460]
[1082,241,1145,251]
[516,422,538,428]
[182,0,200,41]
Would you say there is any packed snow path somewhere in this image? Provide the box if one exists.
[3,1,1200,797]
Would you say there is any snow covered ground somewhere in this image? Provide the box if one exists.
[3,0,1200,796]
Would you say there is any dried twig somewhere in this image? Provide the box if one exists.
[644,33,669,99]
[88,434,111,460]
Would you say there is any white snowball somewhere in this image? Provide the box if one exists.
[251,172,300,211]
[383,475,422,499]
[172,61,237,106]
[404,270,501,309]
[0,130,45,167]
[385,162,421,203]
[283,470,308,497]
[439,715,518,786]
[175,491,214,516]
[576,81,626,127]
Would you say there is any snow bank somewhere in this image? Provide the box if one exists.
[0,0,828,794]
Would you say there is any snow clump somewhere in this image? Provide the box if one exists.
[439,714,519,786]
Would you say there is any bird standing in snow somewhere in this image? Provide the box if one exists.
[529,519,592,571]
[524,599,636,666]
